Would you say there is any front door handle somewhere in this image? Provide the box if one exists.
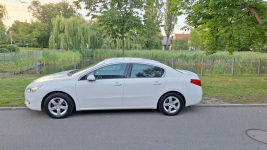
[153,81,162,85]
[113,82,122,86]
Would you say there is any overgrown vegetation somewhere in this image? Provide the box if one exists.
[0,50,81,72]
[40,51,81,64]
[86,49,267,60]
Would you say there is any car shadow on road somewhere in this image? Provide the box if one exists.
[70,106,201,117]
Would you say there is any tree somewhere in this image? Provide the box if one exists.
[28,0,77,48]
[163,0,178,50]
[172,0,267,54]
[189,29,203,50]
[0,4,8,20]
[0,4,8,44]
[49,16,98,53]
[74,0,144,57]
[140,0,164,50]
[0,21,7,44]
[31,22,49,49]
[172,37,188,50]
[7,21,49,48]
[28,0,77,25]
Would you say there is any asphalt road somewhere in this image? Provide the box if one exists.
[0,107,266,150]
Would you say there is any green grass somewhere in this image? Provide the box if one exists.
[201,75,267,104]
[0,75,41,106]
[0,75,266,107]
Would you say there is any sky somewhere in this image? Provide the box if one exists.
[0,0,189,35]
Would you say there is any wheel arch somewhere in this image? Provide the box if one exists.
[41,91,77,111]
[157,91,186,108]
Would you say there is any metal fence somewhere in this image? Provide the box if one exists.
[0,51,266,76]
[162,57,267,75]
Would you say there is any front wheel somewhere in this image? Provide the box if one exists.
[158,93,184,116]
[44,93,74,119]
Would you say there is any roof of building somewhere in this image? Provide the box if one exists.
[174,34,191,41]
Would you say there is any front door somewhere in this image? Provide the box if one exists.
[76,63,128,109]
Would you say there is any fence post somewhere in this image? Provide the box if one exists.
[232,58,235,76]
[201,57,204,76]
[3,52,5,63]
[35,52,38,74]
[62,59,64,71]
[258,58,261,75]
[171,57,174,68]
[74,57,76,70]
[11,52,13,61]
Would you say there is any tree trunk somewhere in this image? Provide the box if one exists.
[122,36,125,57]
[240,5,263,24]
[165,36,169,50]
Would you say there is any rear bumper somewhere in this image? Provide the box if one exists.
[185,87,202,107]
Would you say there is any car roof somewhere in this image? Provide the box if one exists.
[103,57,162,65]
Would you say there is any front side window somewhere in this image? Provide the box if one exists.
[130,64,164,78]
[89,63,127,79]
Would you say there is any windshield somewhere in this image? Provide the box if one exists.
[71,61,104,76]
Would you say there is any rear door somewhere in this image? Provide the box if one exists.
[123,63,166,107]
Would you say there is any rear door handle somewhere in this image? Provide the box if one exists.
[113,82,122,86]
[153,81,162,85]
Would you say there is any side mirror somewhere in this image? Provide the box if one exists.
[87,75,96,81]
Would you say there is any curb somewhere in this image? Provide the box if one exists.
[1,104,267,110]
[194,104,267,107]
[0,107,28,110]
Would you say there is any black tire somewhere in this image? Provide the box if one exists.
[44,93,74,119]
[158,93,184,116]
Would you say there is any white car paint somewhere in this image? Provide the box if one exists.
[25,58,202,111]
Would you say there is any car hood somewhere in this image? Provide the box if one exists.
[34,70,72,83]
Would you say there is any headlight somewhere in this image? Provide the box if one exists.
[26,85,42,93]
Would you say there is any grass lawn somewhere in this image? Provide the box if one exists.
[0,75,266,107]
[201,75,267,104]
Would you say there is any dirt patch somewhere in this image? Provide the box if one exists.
[201,97,229,104]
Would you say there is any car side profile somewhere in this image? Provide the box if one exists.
[25,58,202,118]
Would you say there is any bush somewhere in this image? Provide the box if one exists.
[172,37,189,50]
[15,43,26,47]
[6,45,20,52]
[0,48,8,53]
[0,44,20,53]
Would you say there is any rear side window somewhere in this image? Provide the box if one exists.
[130,64,164,78]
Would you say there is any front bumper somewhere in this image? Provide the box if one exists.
[25,92,42,111]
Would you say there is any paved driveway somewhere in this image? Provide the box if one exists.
[0,107,266,150]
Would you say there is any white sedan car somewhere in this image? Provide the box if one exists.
[25,58,202,118]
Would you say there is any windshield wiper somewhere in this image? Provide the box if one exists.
[68,69,79,76]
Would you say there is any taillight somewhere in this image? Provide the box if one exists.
[191,79,201,86]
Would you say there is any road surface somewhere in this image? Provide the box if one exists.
[0,107,266,150]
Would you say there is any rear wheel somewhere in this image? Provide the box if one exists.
[158,93,184,116]
[44,93,74,119]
